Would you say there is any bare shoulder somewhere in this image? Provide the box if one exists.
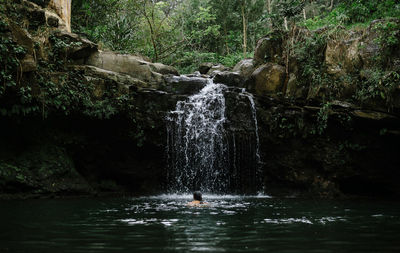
[187,201,210,207]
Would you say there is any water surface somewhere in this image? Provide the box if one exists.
[1,195,399,252]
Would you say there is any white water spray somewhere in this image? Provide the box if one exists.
[167,79,228,193]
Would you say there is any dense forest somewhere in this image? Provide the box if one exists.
[71,0,400,73]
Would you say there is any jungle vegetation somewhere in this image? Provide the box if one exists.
[71,0,400,73]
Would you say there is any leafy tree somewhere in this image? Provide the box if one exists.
[128,0,183,61]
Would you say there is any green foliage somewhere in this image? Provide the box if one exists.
[268,104,334,138]
[276,0,304,19]
[338,141,366,152]
[0,20,26,97]
[187,6,221,51]
[302,0,400,30]
[315,102,331,135]
[302,5,350,30]
[375,21,400,48]
[34,69,127,120]
[48,34,82,65]
[291,31,330,92]
[354,69,400,108]
[0,162,26,184]
[374,20,400,68]
[270,113,300,137]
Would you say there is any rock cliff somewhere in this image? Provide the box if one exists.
[232,19,400,197]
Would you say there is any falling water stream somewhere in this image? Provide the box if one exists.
[166,78,261,193]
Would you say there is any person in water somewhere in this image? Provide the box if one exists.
[187,191,209,206]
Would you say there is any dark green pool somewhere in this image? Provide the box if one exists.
[1,195,399,252]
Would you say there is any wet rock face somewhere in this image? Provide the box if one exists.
[256,100,400,198]
[224,88,257,131]
[233,59,257,80]
[0,123,91,196]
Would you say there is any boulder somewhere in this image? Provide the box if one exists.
[71,65,150,93]
[250,63,286,96]
[325,19,400,75]
[199,62,213,74]
[206,64,230,75]
[162,75,208,95]
[150,63,179,76]
[233,58,257,79]
[86,51,179,85]
[286,73,305,99]
[213,71,244,87]
[325,31,363,76]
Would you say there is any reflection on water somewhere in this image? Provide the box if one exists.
[1,195,400,252]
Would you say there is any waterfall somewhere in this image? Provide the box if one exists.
[241,90,261,166]
[238,90,262,193]
[166,78,261,194]
[166,79,228,193]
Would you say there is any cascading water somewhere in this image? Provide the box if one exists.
[241,90,261,166]
[166,77,261,194]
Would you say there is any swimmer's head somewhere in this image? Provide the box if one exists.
[193,191,202,201]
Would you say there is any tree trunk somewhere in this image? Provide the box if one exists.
[267,0,272,14]
[224,19,230,55]
[329,0,334,10]
[143,13,158,62]
[284,16,288,31]
[242,3,247,57]
[303,8,306,20]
